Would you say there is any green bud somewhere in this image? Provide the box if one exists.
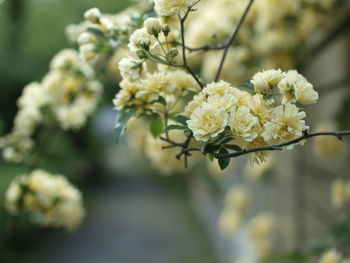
[169,48,179,58]
[162,24,171,37]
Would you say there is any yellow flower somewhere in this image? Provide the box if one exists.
[251,69,285,95]
[183,93,206,117]
[187,102,228,142]
[319,249,342,263]
[154,0,197,17]
[225,186,250,212]
[168,70,201,93]
[313,123,345,159]
[331,179,347,209]
[218,209,242,236]
[262,103,308,144]
[229,106,260,142]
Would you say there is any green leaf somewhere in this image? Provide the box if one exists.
[153,96,167,105]
[200,142,209,154]
[225,144,242,152]
[204,144,221,153]
[175,115,189,126]
[237,80,254,93]
[163,125,187,133]
[87,27,105,39]
[150,118,164,138]
[183,130,192,137]
[218,148,230,170]
[220,137,234,144]
[114,107,136,143]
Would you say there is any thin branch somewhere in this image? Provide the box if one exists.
[168,41,225,52]
[179,11,204,89]
[213,130,350,159]
[214,0,254,82]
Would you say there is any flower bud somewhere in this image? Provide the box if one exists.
[136,50,148,59]
[84,8,101,24]
[144,18,161,37]
[162,24,171,37]
[169,48,179,58]
[138,38,150,51]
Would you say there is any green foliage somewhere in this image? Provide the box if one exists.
[149,117,164,137]
[163,125,187,133]
[236,80,255,93]
[114,106,136,143]
[87,27,105,39]
[218,148,230,170]
[174,115,189,126]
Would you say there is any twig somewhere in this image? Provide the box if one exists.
[214,0,254,82]
[179,11,204,89]
[168,41,226,52]
[213,130,350,159]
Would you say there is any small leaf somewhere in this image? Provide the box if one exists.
[87,27,105,39]
[114,106,136,143]
[200,142,209,154]
[163,125,187,133]
[157,96,167,105]
[237,80,254,93]
[221,137,234,144]
[150,118,164,138]
[175,115,189,126]
[225,144,242,151]
[218,148,230,170]
[204,144,221,153]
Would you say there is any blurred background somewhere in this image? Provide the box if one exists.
[0,0,350,263]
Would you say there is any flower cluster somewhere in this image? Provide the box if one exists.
[186,0,341,84]
[330,179,350,209]
[185,69,317,163]
[248,213,275,260]
[0,49,102,162]
[218,185,250,236]
[5,169,85,231]
[319,249,348,263]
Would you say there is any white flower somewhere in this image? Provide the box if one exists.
[50,49,79,70]
[251,69,285,95]
[278,70,318,105]
[5,170,85,231]
[218,209,242,236]
[187,102,228,142]
[55,105,86,130]
[154,0,197,17]
[79,43,97,61]
[229,106,260,142]
[128,28,156,52]
[144,17,161,35]
[319,249,342,263]
[262,103,308,144]
[84,7,101,23]
[119,57,144,81]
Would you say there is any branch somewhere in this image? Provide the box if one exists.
[179,11,204,89]
[213,130,350,159]
[214,0,254,82]
[168,41,226,52]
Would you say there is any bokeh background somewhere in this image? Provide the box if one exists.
[0,0,350,263]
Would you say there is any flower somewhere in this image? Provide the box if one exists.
[187,102,228,142]
[119,57,144,81]
[330,179,347,209]
[183,93,206,117]
[218,209,242,236]
[144,17,161,35]
[84,7,101,23]
[319,249,342,263]
[203,80,234,97]
[225,186,250,212]
[313,123,344,159]
[251,69,285,95]
[154,0,197,17]
[262,103,308,144]
[128,28,156,52]
[55,105,86,130]
[168,70,201,92]
[278,70,318,104]
[5,170,85,231]
[229,106,260,142]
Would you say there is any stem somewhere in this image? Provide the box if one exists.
[179,12,204,89]
[214,0,254,82]
[213,130,350,159]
